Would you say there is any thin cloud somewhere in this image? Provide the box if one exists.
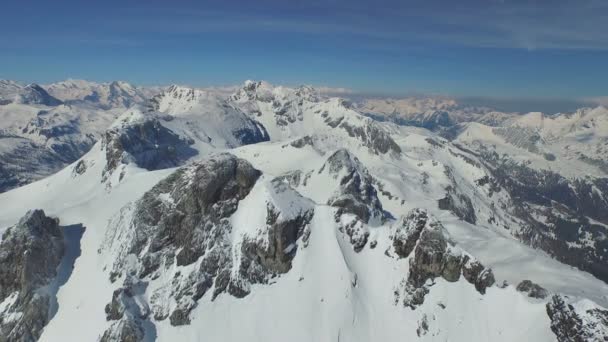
[103,1,608,51]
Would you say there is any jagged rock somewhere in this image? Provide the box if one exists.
[393,209,495,308]
[416,314,429,337]
[517,280,549,299]
[407,218,452,288]
[103,153,260,326]
[319,149,388,252]
[322,149,386,224]
[0,210,65,342]
[101,118,197,182]
[392,209,429,258]
[289,135,314,148]
[546,295,608,342]
[438,185,477,224]
[462,257,495,294]
[100,316,144,342]
[103,153,315,327]
[241,196,314,275]
[339,121,401,155]
[72,159,88,176]
[230,179,314,295]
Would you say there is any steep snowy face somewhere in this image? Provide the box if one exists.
[100,110,198,184]
[17,84,63,106]
[146,85,269,147]
[229,81,401,156]
[0,210,65,342]
[99,153,316,337]
[455,106,608,177]
[445,107,608,283]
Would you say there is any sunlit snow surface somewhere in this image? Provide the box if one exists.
[0,82,606,341]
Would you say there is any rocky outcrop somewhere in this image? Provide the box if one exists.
[437,186,477,224]
[516,280,549,299]
[100,316,144,342]
[438,166,477,224]
[0,210,65,342]
[319,149,388,252]
[392,209,495,308]
[339,121,401,155]
[322,149,386,224]
[102,153,315,335]
[101,118,197,182]
[392,208,429,258]
[546,295,608,342]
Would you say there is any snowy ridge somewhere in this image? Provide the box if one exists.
[0,80,606,341]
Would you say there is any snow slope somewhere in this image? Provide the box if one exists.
[0,81,606,342]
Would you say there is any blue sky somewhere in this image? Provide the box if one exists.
[1,0,607,107]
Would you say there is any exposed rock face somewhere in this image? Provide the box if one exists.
[229,81,317,128]
[101,118,197,181]
[438,167,477,224]
[322,149,386,224]
[339,120,401,155]
[319,149,388,252]
[546,295,608,342]
[101,153,314,338]
[0,210,65,342]
[392,208,429,258]
[392,209,495,308]
[516,280,549,299]
[145,85,270,147]
[100,316,144,342]
[437,186,477,224]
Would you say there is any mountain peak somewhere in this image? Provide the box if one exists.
[15,83,63,106]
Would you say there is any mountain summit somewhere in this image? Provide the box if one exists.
[0,80,606,342]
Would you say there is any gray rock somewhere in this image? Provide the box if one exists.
[339,121,401,155]
[437,185,477,224]
[392,209,429,258]
[100,316,144,342]
[0,210,65,342]
[394,209,494,308]
[516,280,549,299]
[323,149,386,224]
[462,257,495,294]
[101,118,198,182]
[104,153,314,328]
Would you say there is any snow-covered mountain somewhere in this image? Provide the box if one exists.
[0,80,166,193]
[0,81,63,106]
[357,97,515,130]
[0,80,607,342]
[46,79,159,110]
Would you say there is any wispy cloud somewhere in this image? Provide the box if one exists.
[103,1,608,51]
